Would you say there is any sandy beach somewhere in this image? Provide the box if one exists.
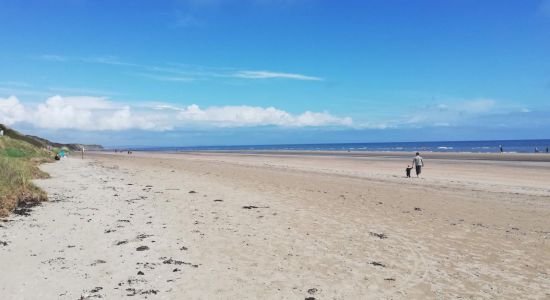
[1,151,549,299]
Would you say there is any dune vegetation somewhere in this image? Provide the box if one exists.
[0,133,54,217]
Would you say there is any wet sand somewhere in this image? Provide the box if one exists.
[1,151,549,299]
[202,150,550,162]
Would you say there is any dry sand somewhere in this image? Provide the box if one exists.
[1,151,549,299]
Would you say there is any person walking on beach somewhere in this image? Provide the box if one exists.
[405,165,412,178]
[499,145,503,153]
[412,152,424,177]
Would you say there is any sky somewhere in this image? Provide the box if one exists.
[1,0,549,147]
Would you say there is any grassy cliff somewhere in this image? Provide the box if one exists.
[0,128,55,217]
[0,124,104,151]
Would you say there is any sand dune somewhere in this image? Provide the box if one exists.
[1,151,549,299]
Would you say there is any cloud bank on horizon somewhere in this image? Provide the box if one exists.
[2,94,541,136]
[0,95,352,131]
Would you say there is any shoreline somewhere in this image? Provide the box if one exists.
[100,149,550,162]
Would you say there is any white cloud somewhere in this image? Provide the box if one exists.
[233,70,322,81]
[0,95,352,131]
[95,106,160,131]
[33,96,94,129]
[177,104,351,127]
[144,67,323,82]
[295,111,352,126]
[0,95,159,131]
[0,96,26,125]
[46,95,119,110]
[36,54,324,82]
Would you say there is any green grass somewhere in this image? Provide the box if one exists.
[0,135,53,217]
[3,148,28,157]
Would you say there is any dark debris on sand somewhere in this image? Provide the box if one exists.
[136,262,158,270]
[13,208,33,216]
[242,205,270,209]
[136,246,149,251]
[126,288,159,297]
[242,205,258,209]
[136,233,153,240]
[370,261,386,267]
[91,259,106,266]
[79,294,102,300]
[13,201,40,216]
[162,258,199,268]
[369,232,387,239]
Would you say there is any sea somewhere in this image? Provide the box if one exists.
[130,139,550,154]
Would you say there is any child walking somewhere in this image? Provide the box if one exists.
[406,165,412,178]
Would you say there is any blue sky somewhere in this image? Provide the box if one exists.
[1,0,549,146]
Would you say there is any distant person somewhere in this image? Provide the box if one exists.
[0,129,4,137]
[405,165,412,178]
[499,145,503,153]
[412,152,424,177]
[546,147,549,153]
[535,147,539,153]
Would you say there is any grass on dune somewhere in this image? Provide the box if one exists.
[0,136,54,217]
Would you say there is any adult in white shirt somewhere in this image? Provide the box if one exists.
[412,152,424,177]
